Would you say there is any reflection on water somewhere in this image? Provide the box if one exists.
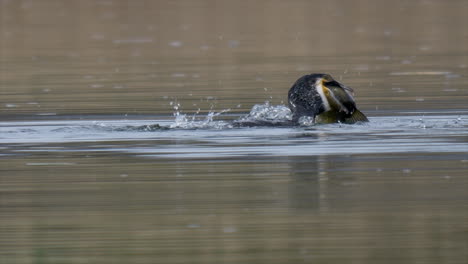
[1,0,468,263]
[2,152,468,263]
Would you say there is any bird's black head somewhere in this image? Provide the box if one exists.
[306,73,353,93]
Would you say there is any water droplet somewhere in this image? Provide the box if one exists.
[91,33,105,40]
[200,45,210,51]
[187,224,200,229]
[171,73,186,78]
[90,84,104,88]
[223,226,237,233]
[375,55,391,60]
[419,45,431,51]
[228,40,240,48]
[169,41,183,47]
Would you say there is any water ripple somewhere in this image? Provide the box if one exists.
[1,104,467,158]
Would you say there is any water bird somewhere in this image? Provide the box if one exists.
[288,73,368,124]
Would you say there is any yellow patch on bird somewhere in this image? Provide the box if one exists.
[315,78,331,111]
[320,83,340,111]
[322,84,331,97]
[322,86,332,102]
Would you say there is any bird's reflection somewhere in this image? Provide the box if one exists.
[287,153,357,213]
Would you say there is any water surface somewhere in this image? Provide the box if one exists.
[1,0,468,263]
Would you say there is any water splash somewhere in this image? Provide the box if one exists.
[169,110,231,129]
[234,102,293,127]
[169,101,231,129]
[166,101,294,129]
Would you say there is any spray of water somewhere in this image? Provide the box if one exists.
[167,100,294,129]
[234,101,293,127]
[169,100,232,129]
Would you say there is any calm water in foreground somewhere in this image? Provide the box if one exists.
[1,0,468,263]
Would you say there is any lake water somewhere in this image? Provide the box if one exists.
[1,1,468,263]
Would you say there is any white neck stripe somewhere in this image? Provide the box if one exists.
[315,79,331,111]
